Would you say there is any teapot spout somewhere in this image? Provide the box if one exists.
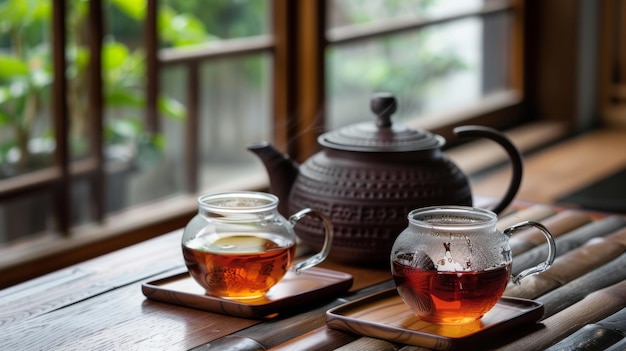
[247,142,299,215]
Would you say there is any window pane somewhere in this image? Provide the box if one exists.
[0,0,54,177]
[67,0,98,161]
[119,56,273,207]
[327,15,511,129]
[100,1,154,213]
[197,54,272,190]
[125,64,187,206]
[328,0,484,28]
[68,0,272,223]
[0,0,55,241]
[117,0,271,206]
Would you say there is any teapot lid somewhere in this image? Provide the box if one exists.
[318,93,444,152]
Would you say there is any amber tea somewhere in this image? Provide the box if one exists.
[392,259,511,324]
[183,233,296,299]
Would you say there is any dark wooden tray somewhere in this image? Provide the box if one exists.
[326,288,544,350]
[142,267,353,319]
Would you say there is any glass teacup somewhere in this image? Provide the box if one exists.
[391,206,556,324]
[182,191,333,299]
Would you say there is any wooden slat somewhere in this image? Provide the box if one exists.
[496,203,556,230]
[504,227,626,299]
[184,62,200,193]
[145,0,159,132]
[0,167,61,199]
[271,0,297,153]
[51,0,70,234]
[512,215,626,275]
[493,281,626,350]
[333,336,399,351]
[617,0,626,85]
[0,231,184,326]
[159,36,274,64]
[544,308,626,351]
[295,0,326,161]
[507,210,592,255]
[193,281,396,351]
[268,326,360,351]
[88,0,105,222]
[538,252,626,318]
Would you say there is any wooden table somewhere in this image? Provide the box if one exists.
[1,201,625,350]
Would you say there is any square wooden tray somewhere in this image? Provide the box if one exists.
[142,267,353,319]
[326,288,544,350]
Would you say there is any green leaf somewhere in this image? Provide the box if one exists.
[168,14,209,46]
[107,117,143,140]
[0,0,29,32]
[158,9,212,47]
[31,0,51,22]
[0,110,10,126]
[0,0,51,34]
[109,0,145,21]
[102,42,130,71]
[0,86,11,105]
[151,133,166,150]
[106,89,144,108]
[0,55,29,78]
[101,41,146,89]
[157,96,186,120]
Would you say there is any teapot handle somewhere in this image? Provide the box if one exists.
[453,125,523,214]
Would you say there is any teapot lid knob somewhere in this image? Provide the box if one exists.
[318,92,445,152]
[370,92,396,128]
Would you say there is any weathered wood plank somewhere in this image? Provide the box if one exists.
[194,281,396,350]
[0,231,185,327]
[512,216,626,275]
[538,252,626,318]
[0,282,261,351]
[544,308,626,351]
[505,227,626,299]
[496,204,556,231]
[493,281,626,351]
[508,210,591,255]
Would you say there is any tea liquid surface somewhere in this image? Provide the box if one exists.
[392,260,511,324]
[183,233,296,299]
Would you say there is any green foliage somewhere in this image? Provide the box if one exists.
[108,0,144,20]
[0,0,50,36]
[0,54,29,77]
[159,7,215,47]
[161,0,267,40]
[0,0,209,175]
[157,96,186,121]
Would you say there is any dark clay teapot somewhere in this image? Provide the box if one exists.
[248,93,522,265]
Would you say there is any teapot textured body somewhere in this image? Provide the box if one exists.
[248,93,523,265]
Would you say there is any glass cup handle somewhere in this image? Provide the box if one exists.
[289,208,334,274]
[504,221,557,285]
